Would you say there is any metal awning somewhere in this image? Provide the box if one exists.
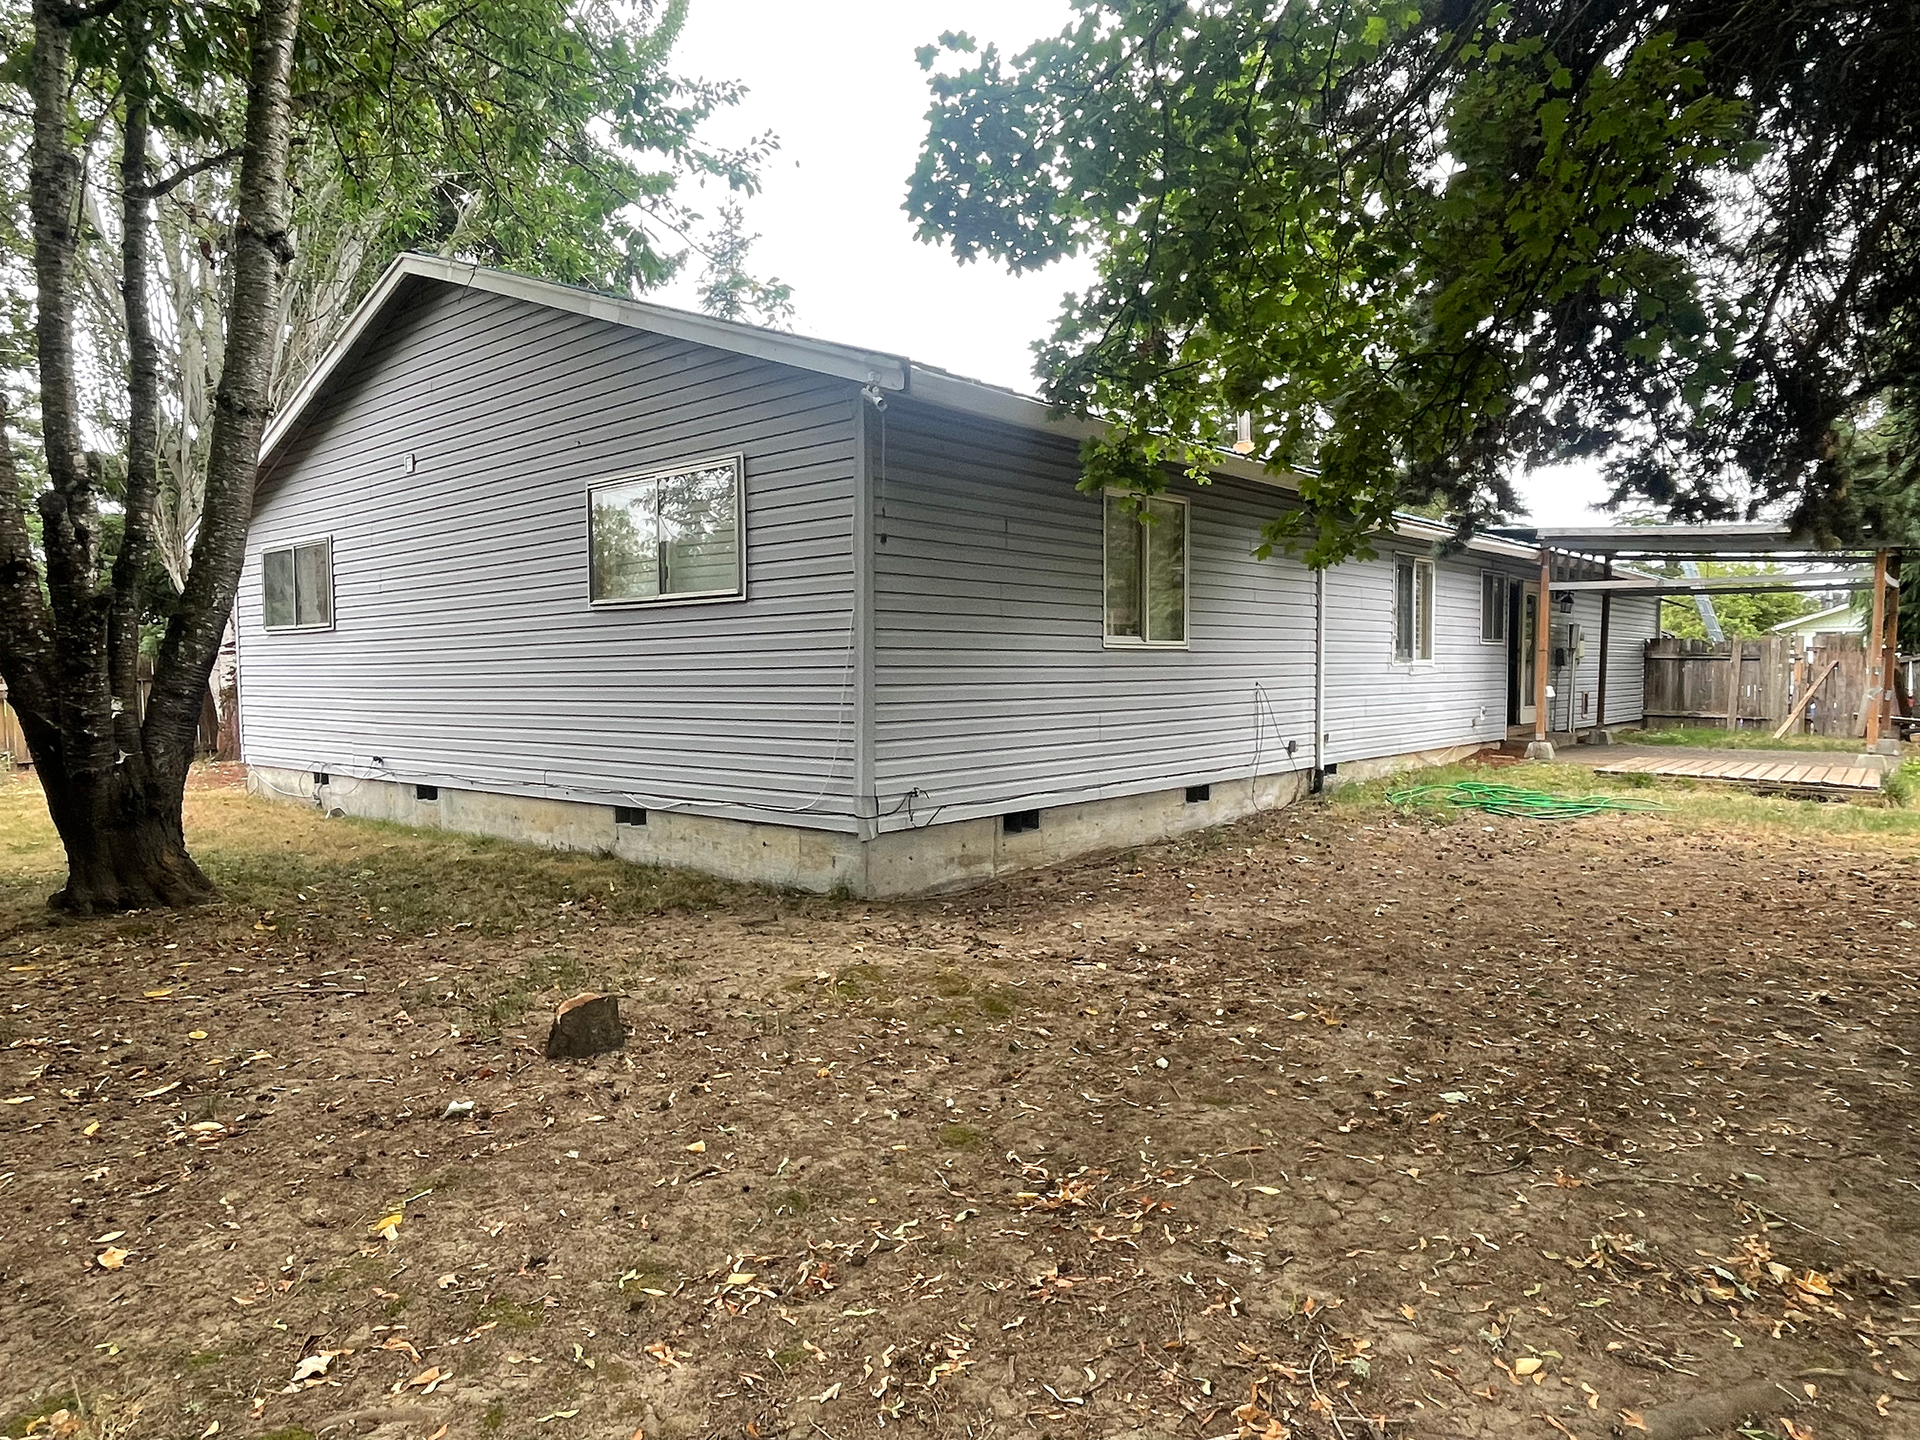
[1495,522,1886,563]
[1548,569,1894,597]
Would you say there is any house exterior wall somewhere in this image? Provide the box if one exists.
[238,283,866,830]
[867,401,1514,831]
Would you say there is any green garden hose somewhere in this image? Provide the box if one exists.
[1385,781,1667,820]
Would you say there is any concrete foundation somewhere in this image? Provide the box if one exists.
[249,739,1482,897]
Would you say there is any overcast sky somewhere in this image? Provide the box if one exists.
[652,1,1613,527]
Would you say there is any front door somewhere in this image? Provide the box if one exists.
[1515,584,1539,728]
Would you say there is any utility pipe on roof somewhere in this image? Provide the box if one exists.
[1681,560,1725,641]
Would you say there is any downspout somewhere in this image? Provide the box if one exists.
[1313,565,1327,791]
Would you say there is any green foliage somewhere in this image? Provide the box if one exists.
[1653,563,1819,640]
[907,1,1920,564]
[698,200,794,328]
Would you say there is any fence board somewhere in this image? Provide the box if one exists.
[1643,637,1792,729]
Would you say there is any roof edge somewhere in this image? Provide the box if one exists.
[260,254,913,466]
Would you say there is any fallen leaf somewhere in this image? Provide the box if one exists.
[810,1382,842,1403]
[685,1140,706,1153]
[369,1213,403,1238]
[1514,1357,1543,1376]
[96,1246,130,1270]
[289,1352,334,1383]
[1619,1410,1648,1432]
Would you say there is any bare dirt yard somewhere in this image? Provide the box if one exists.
[1,764,1917,1440]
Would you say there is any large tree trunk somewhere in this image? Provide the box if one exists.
[41,765,217,913]
[0,0,302,912]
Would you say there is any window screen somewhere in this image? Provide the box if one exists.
[590,457,743,603]
[1104,493,1188,645]
[261,540,332,630]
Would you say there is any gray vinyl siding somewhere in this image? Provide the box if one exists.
[1321,552,1512,760]
[1569,592,1656,726]
[869,402,1508,829]
[238,283,864,829]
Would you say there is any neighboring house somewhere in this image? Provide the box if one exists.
[1768,601,1863,637]
[239,255,1658,894]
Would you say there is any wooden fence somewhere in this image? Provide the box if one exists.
[1,666,223,769]
[1643,633,1873,735]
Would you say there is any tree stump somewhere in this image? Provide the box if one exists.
[545,992,624,1059]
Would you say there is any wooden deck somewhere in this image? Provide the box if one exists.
[1594,753,1887,796]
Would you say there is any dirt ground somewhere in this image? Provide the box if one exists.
[1,771,1917,1440]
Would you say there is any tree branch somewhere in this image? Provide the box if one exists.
[144,0,302,770]
[108,0,160,767]
[130,145,243,199]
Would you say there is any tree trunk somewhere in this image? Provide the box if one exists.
[40,763,217,914]
[1,0,302,912]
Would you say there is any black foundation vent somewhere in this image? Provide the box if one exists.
[415,784,440,801]
[614,806,648,827]
[1001,808,1041,835]
[1185,784,1211,803]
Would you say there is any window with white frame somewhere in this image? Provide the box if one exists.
[1104,493,1188,645]
[1393,557,1435,662]
[589,455,744,604]
[1480,572,1508,644]
[261,538,333,630]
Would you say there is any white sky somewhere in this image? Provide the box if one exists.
[652,0,1613,527]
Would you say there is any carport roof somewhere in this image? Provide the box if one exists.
[1490,522,1888,561]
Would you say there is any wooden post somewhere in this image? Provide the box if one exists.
[1792,637,1807,735]
[1595,559,1612,729]
[1883,551,1903,736]
[1865,547,1889,746]
[1726,638,1743,730]
[1535,550,1552,741]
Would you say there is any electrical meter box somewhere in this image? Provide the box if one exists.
[1551,622,1586,669]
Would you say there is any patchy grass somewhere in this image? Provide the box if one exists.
[1336,756,1920,841]
[1,766,1916,1440]
[1617,724,1884,752]
[0,769,751,945]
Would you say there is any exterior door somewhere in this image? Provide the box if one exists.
[1516,584,1539,727]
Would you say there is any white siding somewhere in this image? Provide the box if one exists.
[238,282,864,829]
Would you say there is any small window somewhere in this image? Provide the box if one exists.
[589,456,744,604]
[261,539,332,630]
[1104,493,1188,645]
[1480,573,1508,644]
[1394,558,1435,663]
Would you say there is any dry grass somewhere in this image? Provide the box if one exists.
[0,770,747,947]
